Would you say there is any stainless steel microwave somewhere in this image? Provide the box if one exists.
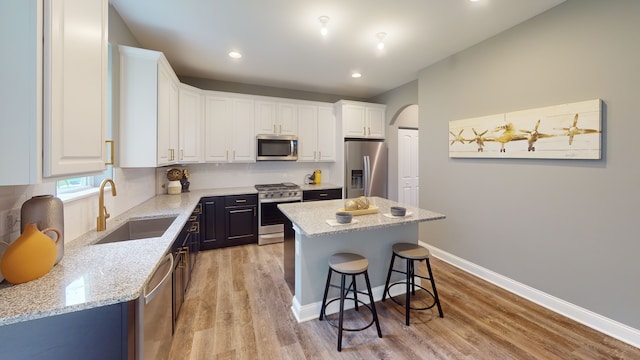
[256,135,298,161]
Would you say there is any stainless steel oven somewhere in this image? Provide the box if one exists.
[255,183,301,245]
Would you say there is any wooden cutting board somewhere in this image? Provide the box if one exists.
[336,205,379,216]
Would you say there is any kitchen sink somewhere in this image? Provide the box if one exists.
[94,215,178,245]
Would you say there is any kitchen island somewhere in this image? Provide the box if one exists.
[278,197,445,322]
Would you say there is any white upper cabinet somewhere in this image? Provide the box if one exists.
[1,0,108,183]
[1,0,41,185]
[317,105,336,161]
[204,92,255,163]
[178,84,203,163]
[297,103,335,162]
[337,100,386,139]
[44,0,109,177]
[119,45,180,167]
[254,99,297,136]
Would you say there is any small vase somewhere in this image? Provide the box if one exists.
[167,180,182,195]
[0,224,61,284]
[21,195,65,265]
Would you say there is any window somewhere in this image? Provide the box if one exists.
[56,43,114,201]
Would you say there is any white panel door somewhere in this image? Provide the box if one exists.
[178,84,203,163]
[156,61,172,165]
[44,0,108,176]
[278,102,298,136]
[297,104,318,161]
[316,105,335,161]
[342,104,365,137]
[398,128,419,206]
[204,94,232,162]
[366,106,385,138]
[254,100,277,135]
[230,98,255,162]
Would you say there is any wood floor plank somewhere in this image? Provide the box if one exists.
[169,243,640,359]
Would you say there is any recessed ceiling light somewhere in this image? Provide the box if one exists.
[319,16,330,37]
[228,51,242,59]
[351,72,362,78]
[376,32,387,50]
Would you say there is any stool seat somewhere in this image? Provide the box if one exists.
[329,253,369,274]
[392,242,430,260]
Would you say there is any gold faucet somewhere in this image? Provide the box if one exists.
[96,179,117,231]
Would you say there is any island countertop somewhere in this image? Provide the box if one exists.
[279,196,446,322]
[278,197,446,237]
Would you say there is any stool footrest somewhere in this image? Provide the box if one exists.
[384,282,439,311]
[321,297,379,332]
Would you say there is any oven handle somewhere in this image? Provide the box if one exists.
[259,198,302,204]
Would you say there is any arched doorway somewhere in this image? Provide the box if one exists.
[392,105,419,206]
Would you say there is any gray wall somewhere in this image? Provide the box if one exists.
[371,80,419,201]
[418,0,640,329]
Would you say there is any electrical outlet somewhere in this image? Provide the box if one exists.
[6,208,20,233]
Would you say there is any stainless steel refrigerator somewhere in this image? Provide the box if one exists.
[345,139,388,198]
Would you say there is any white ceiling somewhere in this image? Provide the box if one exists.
[110,0,565,99]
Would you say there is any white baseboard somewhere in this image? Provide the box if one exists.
[420,241,640,349]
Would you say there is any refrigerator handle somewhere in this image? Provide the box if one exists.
[363,155,370,197]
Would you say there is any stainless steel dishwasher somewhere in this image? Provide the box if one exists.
[136,253,174,360]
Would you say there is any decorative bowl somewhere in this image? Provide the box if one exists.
[166,168,183,181]
[335,211,353,224]
[390,206,407,217]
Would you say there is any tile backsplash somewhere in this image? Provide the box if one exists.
[0,182,56,244]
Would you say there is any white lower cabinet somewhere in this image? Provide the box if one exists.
[297,104,335,162]
[204,92,255,163]
[119,45,180,167]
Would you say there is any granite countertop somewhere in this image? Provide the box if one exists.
[298,182,342,191]
[0,187,256,326]
[278,196,446,237]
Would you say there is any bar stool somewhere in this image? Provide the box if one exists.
[382,242,443,326]
[319,252,382,352]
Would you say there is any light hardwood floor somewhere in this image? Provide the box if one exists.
[169,243,640,359]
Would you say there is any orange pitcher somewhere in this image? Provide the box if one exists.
[0,223,61,284]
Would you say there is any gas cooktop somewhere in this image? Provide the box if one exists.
[254,182,300,191]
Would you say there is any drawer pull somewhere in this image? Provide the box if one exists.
[235,199,247,203]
